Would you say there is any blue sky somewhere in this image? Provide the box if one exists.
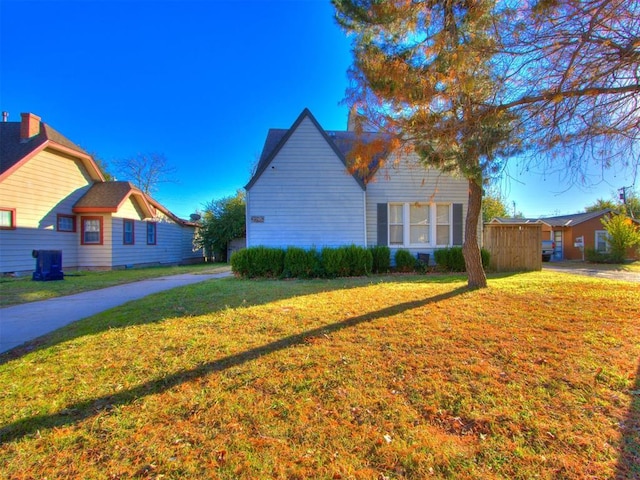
[1,0,636,219]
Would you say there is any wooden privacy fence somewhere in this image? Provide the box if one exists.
[483,223,542,272]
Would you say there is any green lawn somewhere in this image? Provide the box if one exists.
[0,263,230,307]
[1,272,638,479]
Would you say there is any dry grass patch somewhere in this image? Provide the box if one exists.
[0,272,638,479]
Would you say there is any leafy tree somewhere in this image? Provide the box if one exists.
[601,213,640,263]
[334,0,639,288]
[116,152,177,195]
[585,198,620,213]
[586,190,640,219]
[482,191,510,223]
[196,190,246,262]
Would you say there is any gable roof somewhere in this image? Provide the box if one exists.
[538,209,612,227]
[0,117,104,182]
[490,209,613,227]
[245,108,391,191]
[73,181,155,218]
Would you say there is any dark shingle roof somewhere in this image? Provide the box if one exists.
[0,119,91,176]
[73,182,138,211]
[538,209,612,227]
[490,209,613,227]
[246,109,391,190]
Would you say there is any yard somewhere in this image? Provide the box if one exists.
[0,263,231,307]
[0,272,638,479]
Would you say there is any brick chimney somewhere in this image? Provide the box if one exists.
[20,113,41,140]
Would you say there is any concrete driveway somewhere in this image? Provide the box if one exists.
[543,263,640,283]
[0,271,232,355]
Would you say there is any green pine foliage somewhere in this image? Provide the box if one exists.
[369,245,391,273]
[394,249,416,272]
[434,247,491,272]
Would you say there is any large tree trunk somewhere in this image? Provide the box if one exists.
[463,179,487,289]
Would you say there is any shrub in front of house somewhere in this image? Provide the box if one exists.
[233,245,373,279]
[370,245,391,273]
[343,244,373,276]
[284,247,321,278]
[434,247,491,272]
[230,248,250,277]
[394,249,416,272]
[585,248,617,264]
[231,246,284,278]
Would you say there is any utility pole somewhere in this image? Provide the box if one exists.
[619,185,635,219]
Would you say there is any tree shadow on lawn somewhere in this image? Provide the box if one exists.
[0,285,468,443]
[616,358,640,479]
[0,273,473,366]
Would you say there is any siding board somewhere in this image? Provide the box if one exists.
[247,116,365,248]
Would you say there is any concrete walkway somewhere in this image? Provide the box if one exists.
[543,264,640,283]
[0,271,232,354]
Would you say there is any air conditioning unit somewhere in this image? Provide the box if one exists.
[32,250,64,281]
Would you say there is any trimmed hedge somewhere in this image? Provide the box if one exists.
[433,246,491,272]
[230,246,285,278]
[233,245,372,279]
[369,245,391,273]
[394,249,417,272]
[284,247,321,278]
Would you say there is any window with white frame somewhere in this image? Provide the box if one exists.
[595,230,609,252]
[389,204,404,245]
[388,203,451,247]
[436,204,451,245]
[0,208,16,229]
[410,204,429,244]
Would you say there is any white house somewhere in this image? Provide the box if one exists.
[245,109,469,260]
[0,112,202,274]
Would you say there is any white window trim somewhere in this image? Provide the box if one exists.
[388,203,452,248]
[595,230,610,252]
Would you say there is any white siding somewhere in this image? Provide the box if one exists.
[77,214,112,269]
[366,154,469,259]
[0,149,93,273]
[247,117,365,248]
[111,202,201,267]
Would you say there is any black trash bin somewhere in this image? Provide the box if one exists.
[32,250,64,281]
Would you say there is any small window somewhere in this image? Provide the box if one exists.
[0,208,16,229]
[409,204,429,244]
[389,204,404,245]
[147,222,157,245]
[57,214,76,232]
[595,230,609,252]
[82,216,103,245]
[436,204,451,245]
[123,219,135,245]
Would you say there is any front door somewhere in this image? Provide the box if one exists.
[554,230,563,260]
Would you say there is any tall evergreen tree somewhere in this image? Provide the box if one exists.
[335,0,518,288]
[334,0,639,288]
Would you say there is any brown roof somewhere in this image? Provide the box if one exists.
[0,117,103,181]
[73,181,155,218]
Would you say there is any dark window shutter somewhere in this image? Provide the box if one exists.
[377,203,388,246]
[452,203,463,245]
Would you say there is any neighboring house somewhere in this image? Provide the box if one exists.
[490,209,639,260]
[0,112,202,275]
[245,108,470,260]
